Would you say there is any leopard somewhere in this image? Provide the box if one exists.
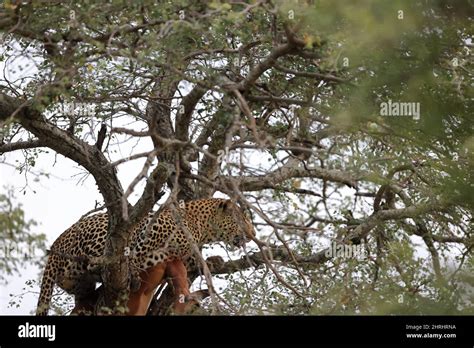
[36,198,255,315]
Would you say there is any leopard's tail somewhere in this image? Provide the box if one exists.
[36,253,58,316]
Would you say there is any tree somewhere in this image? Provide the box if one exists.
[0,0,472,315]
[0,188,46,284]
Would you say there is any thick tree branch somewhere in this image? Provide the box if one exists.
[128,162,171,222]
[0,139,45,154]
[175,85,207,142]
[345,202,449,244]
[223,157,358,191]
[0,92,25,123]
[95,124,107,151]
[0,92,125,212]
[237,41,301,91]
[206,247,330,275]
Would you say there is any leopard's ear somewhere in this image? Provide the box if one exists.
[218,200,233,213]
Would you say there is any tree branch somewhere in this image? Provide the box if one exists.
[0,139,45,154]
[274,64,348,83]
[223,158,358,191]
[225,26,306,93]
[175,85,207,142]
[237,42,301,91]
[345,202,449,244]
[246,94,313,107]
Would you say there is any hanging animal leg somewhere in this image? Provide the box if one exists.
[127,262,167,315]
[165,259,196,314]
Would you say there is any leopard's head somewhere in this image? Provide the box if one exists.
[210,200,255,249]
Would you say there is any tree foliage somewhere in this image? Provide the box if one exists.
[0,188,46,284]
[0,0,472,314]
